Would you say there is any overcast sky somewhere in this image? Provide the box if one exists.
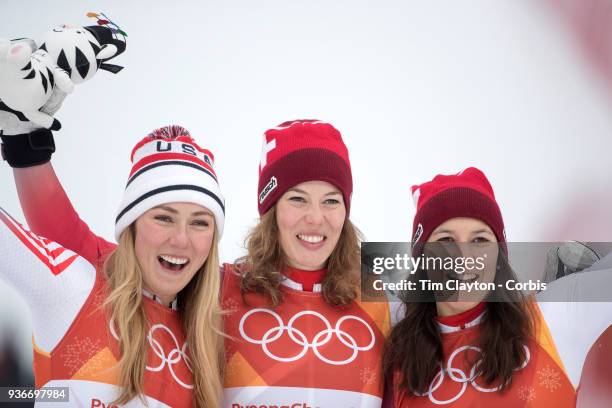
[1,0,611,365]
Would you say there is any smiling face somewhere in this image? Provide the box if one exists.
[276,180,346,271]
[426,217,499,316]
[134,202,215,305]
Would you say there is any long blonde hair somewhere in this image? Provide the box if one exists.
[103,224,224,407]
[238,207,361,307]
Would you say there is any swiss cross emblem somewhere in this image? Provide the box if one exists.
[260,136,276,171]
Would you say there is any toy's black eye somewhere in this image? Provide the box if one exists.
[76,30,82,34]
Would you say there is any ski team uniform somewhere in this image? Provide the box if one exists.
[221,264,390,407]
[393,264,612,408]
[0,208,192,407]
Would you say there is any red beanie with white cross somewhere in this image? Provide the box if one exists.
[410,167,506,254]
[257,119,352,216]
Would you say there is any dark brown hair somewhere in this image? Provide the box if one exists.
[383,249,537,397]
[237,206,361,307]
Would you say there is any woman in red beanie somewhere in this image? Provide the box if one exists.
[221,119,389,407]
[384,167,612,407]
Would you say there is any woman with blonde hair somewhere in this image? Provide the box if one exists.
[1,124,226,406]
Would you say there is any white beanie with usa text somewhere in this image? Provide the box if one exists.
[114,125,225,240]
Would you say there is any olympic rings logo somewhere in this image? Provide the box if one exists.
[110,320,193,389]
[417,344,531,405]
[239,308,376,365]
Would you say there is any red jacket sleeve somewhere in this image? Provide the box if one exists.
[13,163,116,268]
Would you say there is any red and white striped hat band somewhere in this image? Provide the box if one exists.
[115,126,225,240]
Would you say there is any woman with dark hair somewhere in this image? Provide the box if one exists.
[384,167,611,407]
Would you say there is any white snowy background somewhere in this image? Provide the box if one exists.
[1,0,611,369]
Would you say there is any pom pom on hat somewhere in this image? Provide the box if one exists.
[147,125,192,140]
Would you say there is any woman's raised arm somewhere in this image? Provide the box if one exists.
[14,162,116,268]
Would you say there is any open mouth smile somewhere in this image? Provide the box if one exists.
[158,255,189,272]
[446,270,479,283]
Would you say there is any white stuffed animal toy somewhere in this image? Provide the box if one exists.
[0,39,73,130]
[0,12,126,131]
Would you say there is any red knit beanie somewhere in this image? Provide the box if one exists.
[411,167,506,254]
[257,119,352,215]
